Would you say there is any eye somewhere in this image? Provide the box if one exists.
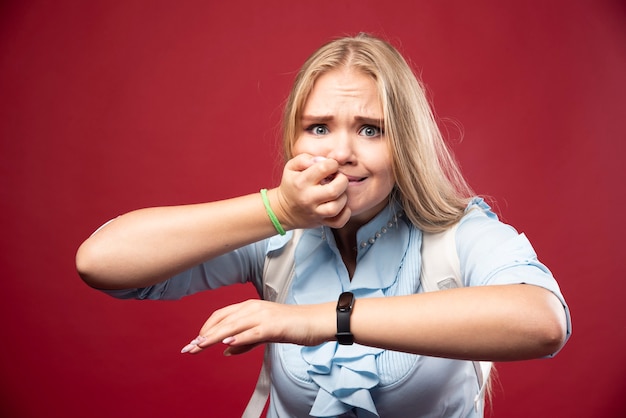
[306,124,329,136]
[358,125,383,137]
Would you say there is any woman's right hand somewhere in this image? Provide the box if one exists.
[180,298,336,356]
[272,154,351,230]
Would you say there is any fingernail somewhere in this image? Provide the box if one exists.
[222,336,235,345]
[190,336,207,345]
[312,156,326,163]
[180,343,196,354]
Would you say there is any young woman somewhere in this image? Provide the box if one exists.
[76,34,571,417]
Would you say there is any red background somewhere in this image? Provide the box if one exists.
[1,1,625,417]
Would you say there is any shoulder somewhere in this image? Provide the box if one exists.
[456,197,520,250]
[455,197,553,286]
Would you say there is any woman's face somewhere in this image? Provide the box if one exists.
[293,67,395,225]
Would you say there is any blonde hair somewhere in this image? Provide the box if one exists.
[283,33,473,232]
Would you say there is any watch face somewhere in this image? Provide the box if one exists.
[337,292,354,311]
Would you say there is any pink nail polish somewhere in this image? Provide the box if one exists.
[190,336,206,345]
[222,336,235,345]
[180,343,196,354]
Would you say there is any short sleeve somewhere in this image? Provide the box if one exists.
[456,198,572,354]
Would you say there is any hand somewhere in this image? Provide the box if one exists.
[180,299,334,356]
[272,154,351,230]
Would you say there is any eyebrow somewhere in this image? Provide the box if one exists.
[355,116,384,127]
[301,115,333,123]
[301,115,384,126]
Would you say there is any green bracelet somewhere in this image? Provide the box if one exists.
[260,188,286,235]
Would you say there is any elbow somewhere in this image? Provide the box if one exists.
[75,240,116,290]
[537,316,567,357]
[532,292,569,357]
[75,241,99,288]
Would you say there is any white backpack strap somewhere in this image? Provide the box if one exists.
[242,348,272,418]
[421,223,463,292]
[243,229,303,418]
[262,229,303,303]
[473,361,493,413]
[421,223,492,413]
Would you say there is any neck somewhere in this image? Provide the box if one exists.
[332,203,388,256]
[332,228,356,279]
[332,224,358,255]
[331,219,365,279]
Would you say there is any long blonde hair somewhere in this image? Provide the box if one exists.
[283,34,473,232]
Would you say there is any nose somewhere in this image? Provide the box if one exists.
[327,131,355,165]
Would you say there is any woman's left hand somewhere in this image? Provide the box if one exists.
[180,299,334,355]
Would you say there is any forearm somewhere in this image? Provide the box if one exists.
[349,284,567,361]
[76,191,281,290]
[186,284,567,361]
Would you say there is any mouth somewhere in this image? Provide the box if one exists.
[341,172,368,186]
[345,175,366,184]
[321,173,367,185]
[320,173,367,184]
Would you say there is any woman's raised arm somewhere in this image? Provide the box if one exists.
[76,154,351,290]
[76,192,280,290]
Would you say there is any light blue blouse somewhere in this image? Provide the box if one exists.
[105,198,571,417]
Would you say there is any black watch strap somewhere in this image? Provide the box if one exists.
[336,292,355,345]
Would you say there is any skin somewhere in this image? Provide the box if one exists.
[76,68,567,362]
[290,68,394,276]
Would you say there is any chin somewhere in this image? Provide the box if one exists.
[347,206,382,225]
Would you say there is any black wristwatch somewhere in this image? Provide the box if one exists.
[336,292,355,345]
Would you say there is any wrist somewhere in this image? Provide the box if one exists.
[267,187,294,231]
[336,292,355,345]
[261,188,287,235]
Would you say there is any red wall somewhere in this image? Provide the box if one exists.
[1,1,624,417]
